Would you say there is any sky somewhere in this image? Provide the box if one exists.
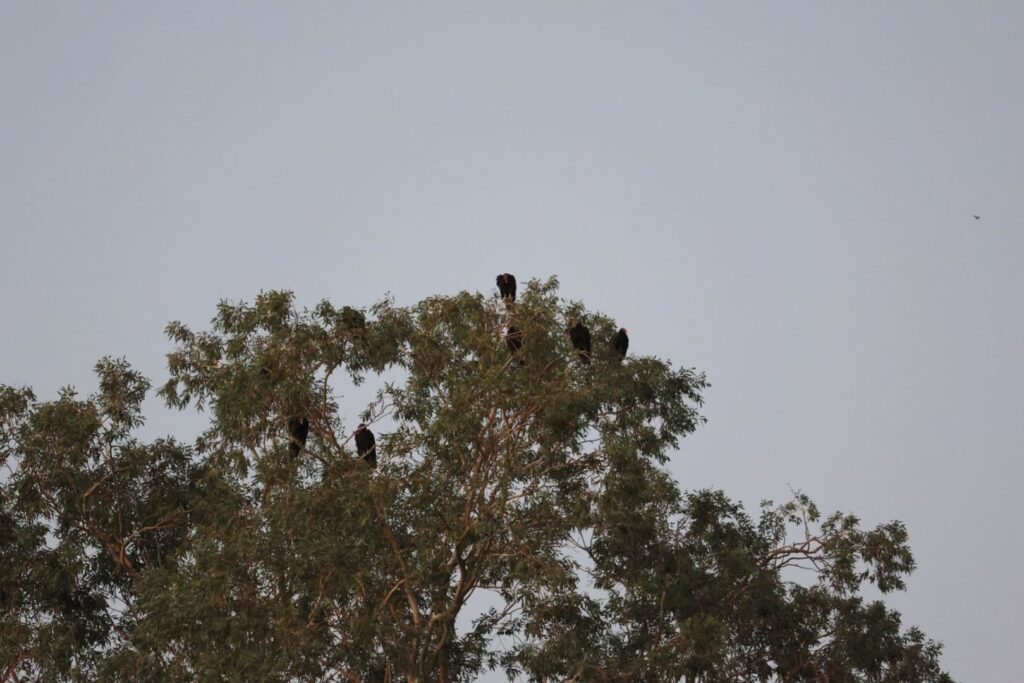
[1,2,1022,679]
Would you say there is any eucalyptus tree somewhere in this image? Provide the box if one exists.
[0,278,953,681]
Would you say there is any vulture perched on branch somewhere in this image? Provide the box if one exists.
[568,322,592,365]
[287,416,309,459]
[341,306,366,329]
[355,424,377,467]
[612,328,629,360]
[505,325,524,355]
[496,273,516,304]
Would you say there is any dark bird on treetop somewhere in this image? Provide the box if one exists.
[612,328,629,360]
[496,273,516,304]
[505,325,524,354]
[355,424,376,467]
[341,306,366,329]
[568,321,592,365]
[287,416,309,459]
[973,215,981,220]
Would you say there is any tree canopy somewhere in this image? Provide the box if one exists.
[0,278,953,681]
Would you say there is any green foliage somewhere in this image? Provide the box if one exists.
[0,279,953,681]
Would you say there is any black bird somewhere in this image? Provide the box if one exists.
[287,416,309,459]
[612,328,629,360]
[341,306,366,329]
[354,424,376,467]
[973,215,981,220]
[568,321,592,365]
[505,325,524,354]
[496,273,517,304]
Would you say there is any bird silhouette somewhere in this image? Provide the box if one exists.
[496,273,516,305]
[505,325,523,354]
[612,328,629,360]
[568,321,592,365]
[287,416,309,459]
[974,215,981,220]
[355,424,377,467]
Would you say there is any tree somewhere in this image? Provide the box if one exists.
[0,278,954,682]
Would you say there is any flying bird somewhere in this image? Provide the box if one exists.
[505,325,524,354]
[568,321,592,365]
[612,328,629,360]
[496,273,517,304]
[287,416,310,459]
[355,424,377,467]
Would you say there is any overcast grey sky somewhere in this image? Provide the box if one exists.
[2,2,1022,680]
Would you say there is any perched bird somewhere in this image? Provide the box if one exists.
[973,215,981,220]
[287,416,310,459]
[341,306,366,329]
[505,325,524,354]
[612,328,629,360]
[354,424,377,467]
[496,273,517,304]
[568,321,592,365]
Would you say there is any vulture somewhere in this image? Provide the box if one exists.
[355,424,377,467]
[568,321,592,365]
[612,328,629,360]
[341,306,366,329]
[496,273,517,304]
[505,325,524,355]
[287,416,310,459]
